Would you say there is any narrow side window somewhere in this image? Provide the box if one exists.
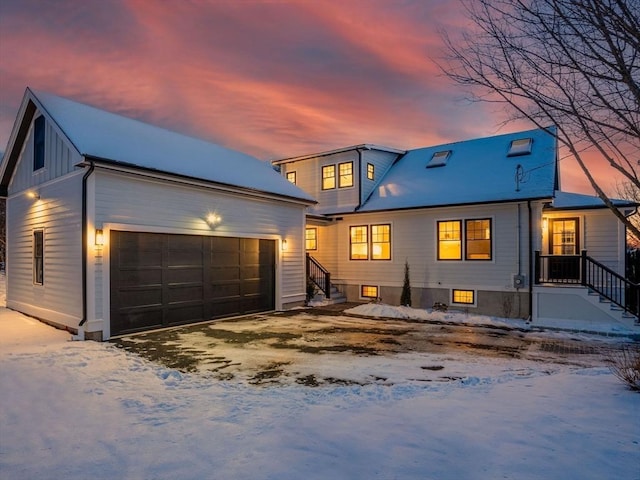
[34,230,44,285]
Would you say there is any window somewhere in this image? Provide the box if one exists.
[361,285,379,299]
[465,219,492,260]
[371,224,391,260]
[367,163,375,180]
[427,150,451,168]
[350,224,391,260]
[507,138,532,157]
[305,227,317,250]
[322,165,336,190]
[338,162,353,188]
[33,230,44,285]
[33,115,45,171]
[286,171,296,184]
[350,226,368,260]
[437,220,462,260]
[452,289,474,305]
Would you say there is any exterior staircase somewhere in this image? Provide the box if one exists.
[306,254,346,305]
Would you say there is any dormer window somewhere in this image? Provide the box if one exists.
[33,115,45,171]
[426,150,451,168]
[507,138,532,157]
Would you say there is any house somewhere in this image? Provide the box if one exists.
[274,128,640,332]
[0,88,315,340]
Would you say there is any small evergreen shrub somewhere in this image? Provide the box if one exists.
[400,260,412,307]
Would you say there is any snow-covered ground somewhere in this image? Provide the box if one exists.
[1,282,638,479]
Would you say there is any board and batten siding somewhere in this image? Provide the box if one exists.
[89,169,307,336]
[7,171,83,329]
[8,110,81,195]
[310,202,536,294]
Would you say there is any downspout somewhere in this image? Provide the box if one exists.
[527,200,533,322]
[78,160,95,328]
[516,203,521,317]
[355,147,366,210]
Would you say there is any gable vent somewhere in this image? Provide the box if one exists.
[426,150,451,168]
[507,138,532,157]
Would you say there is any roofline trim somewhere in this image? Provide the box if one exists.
[272,144,406,165]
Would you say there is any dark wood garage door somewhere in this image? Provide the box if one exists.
[110,231,275,336]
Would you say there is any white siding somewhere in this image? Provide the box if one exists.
[90,170,306,337]
[542,209,624,274]
[311,202,536,294]
[8,111,81,195]
[6,171,83,328]
[360,149,400,205]
[281,150,360,214]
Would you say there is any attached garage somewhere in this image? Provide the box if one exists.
[110,231,275,336]
[1,89,315,340]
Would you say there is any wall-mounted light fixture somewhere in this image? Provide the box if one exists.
[281,239,288,251]
[206,213,222,228]
[95,229,104,246]
[27,190,40,200]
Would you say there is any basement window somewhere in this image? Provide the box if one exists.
[426,150,451,168]
[361,285,379,299]
[452,289,475,305]
[507,138,532,157]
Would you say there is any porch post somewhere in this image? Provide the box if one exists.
[534,251,540,285]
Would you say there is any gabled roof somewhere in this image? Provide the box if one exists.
[1,88,315,203]
[357,127,558,212]
[272,144,406,165]
[549,191,637,210]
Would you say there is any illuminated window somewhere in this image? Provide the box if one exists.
[305,227,317,250]
[33,230,44,285]
[465,219,492,260]
[507,138,532,157]
[322,165,336,190]
[367,163,375,180]
[338,162,353,188]
[361,285,379,299]
[350,226,368,260]
[286,171,296,184]
[34,115,45,171]
[371,224,391,260]
[452,289,474,305]
[437,220,462,260]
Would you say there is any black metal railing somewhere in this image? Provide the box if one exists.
[535,250,639,316]
[306,254,331,299]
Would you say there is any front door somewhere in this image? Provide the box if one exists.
[548,218,580,280]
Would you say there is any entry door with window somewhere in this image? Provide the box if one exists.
[549,218,580,280]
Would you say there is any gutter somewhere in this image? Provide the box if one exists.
[78,160,95,328]
[527,200,533,322]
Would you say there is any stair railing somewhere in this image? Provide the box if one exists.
[306,254,331,299]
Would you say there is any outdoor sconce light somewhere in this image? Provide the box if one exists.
[95,229,104,246]
[27,190,40,200]
[206,213,222,228]
[281,239,288,251]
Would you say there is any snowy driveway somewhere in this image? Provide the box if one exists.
[112,310,620,386]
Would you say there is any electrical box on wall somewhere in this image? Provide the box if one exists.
[512,274,526,289]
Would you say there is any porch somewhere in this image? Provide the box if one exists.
[533,251,639,331]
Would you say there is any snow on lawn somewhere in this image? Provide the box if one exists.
[1,308,638,479]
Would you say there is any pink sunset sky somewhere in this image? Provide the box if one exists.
[0,0,621,195]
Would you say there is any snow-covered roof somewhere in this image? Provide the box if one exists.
[357,127,558,212]
[273,144,406,165]
[550,191,636,209]
[19,89,315,202]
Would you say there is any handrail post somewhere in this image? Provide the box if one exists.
[326,272,331,299]
[580,250,587,286]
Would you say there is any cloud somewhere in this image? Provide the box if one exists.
[0,0,620,193]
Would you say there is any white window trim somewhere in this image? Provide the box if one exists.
[450,288,477,307]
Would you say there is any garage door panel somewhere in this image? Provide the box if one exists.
[166,267,202,283]
[111,231,275,336]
